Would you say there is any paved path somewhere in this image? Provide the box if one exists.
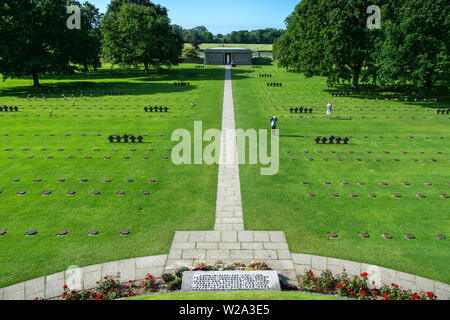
[164,67,298,284]
[215,66,243,232]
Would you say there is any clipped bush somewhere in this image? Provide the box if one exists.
[167,277,183,291]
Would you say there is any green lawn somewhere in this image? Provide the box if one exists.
[232,64,450,284]
[0,62,448,289]
[0,64,231,287]
[185,43,273,52]
[127,291,346,300]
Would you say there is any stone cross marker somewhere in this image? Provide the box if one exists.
[181,271,280,292]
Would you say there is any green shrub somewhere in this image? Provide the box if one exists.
[167,278,183,291]
[318,270,335,293]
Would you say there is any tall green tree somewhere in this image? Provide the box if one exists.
[101,0,183,75]
[67,1,103,72]
[375,0,449,96]
[0,0,70,86]
[275,0,385,88]
[0,0,102,86]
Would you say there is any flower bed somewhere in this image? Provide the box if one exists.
[298,269,437,300]
[33,263,437,300]
[35,262,278,300]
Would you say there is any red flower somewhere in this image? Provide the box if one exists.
[63,284,68,289]
[360,272,368,278]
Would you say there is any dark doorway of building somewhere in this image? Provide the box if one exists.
[225,53,231,65]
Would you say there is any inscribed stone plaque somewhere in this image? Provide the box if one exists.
[181,271,280,292]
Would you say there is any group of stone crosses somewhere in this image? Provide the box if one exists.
[144,106,169,113]
[103,91,123,96]
[290,107,313,114]
[436,108,450,114]
[331,92,352,97]
[108,134,144,143]
[315,136,350,144]
[174,82,190,86]
[0,106,19,112]
[267,82,283,87]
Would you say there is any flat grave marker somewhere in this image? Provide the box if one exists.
[181,271,281,292]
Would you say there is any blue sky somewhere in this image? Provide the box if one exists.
[92,0,299,34]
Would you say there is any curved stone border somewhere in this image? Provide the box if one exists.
[291,253,450,300]
[2,252,448,300]
[0,255,167,300]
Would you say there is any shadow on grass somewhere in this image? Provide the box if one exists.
[279,134,303,138]
[324,84,450,109]
[0,82,198,98]
[0,66,251,98]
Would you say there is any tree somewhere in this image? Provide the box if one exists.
[67,1,103,72]
[375,0,449,96]
[182,46,199,60]
[275,0,384,88]
[101,0,183,75]
[191,35,202,50]
[0,0,75,86]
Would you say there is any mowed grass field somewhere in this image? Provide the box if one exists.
[0,62,448,289]
[184,43,273,52]
[232,64,450,284]
[0,64,230,287]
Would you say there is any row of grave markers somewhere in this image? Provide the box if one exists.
[0,230,446,240]
[108,135,144,143]
[291,157,442,162]
[289,107,313,113]
[304,192,448,199]
[144,106,169,112]
[315,136,349,144]
[7,178,158,183]
[267,83,283,87]
[0,106,19,112]
[0,230,131,237]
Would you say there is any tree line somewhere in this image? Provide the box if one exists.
[0,0,182,86]
[0,0,283,87]
[274,0,449,95]
[172,25,285,46]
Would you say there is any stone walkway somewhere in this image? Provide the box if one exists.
[164,67,298,284]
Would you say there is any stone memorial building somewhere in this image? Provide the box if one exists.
[204,47,253,65]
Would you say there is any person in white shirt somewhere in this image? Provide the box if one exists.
[326,103,332,119]
[270,116,277,136]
